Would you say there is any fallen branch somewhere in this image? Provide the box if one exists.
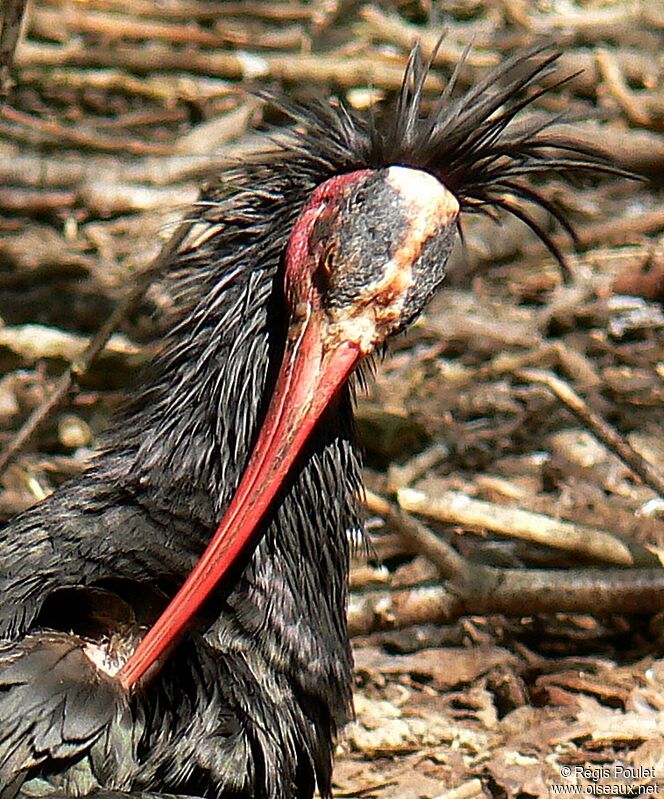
[396,487,653,567]
[19,67,234,104]
[16,42,444,92]
[525,208,664,257]
[38,0,314,23]
[565,123,664,175]
[0,324,140,363]
[350,492,664,636]
[348,558,664,636]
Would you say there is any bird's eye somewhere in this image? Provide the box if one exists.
[314,247,334,292]
[322,248,334,275]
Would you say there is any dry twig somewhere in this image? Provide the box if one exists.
[359,7,499,68]
[0,105,176,155]
[0,220,193,476]
[518,369,664,497]
[595,47,652,128]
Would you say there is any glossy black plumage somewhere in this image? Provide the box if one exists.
[0,47,623,798]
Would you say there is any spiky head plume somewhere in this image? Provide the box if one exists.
[246,44,627,270]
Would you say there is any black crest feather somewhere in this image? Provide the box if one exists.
[244,44,628,269]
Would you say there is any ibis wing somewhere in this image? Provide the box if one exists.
[0,631,135,795]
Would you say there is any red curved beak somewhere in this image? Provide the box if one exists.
[118,304,362,690]
[117,165,458,690]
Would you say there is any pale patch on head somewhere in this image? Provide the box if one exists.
[385,166,459,225]
[332,166,459,350]
[382,167,458,302]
